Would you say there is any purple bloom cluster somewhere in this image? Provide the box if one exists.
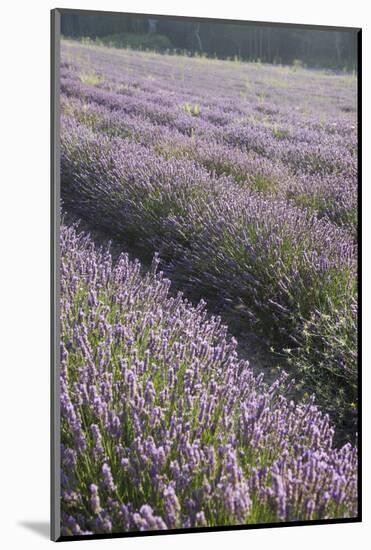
[60,43,357,233]
[59,42,358,535]
[60,224,357,535]
[60,41,358,430]
[60,115,357,421]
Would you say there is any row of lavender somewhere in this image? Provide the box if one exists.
[61,112,357,428]
[60,93,357,234]
[60,224,357,535]
[60,42,357,235]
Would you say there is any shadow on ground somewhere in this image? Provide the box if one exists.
[18,521,49,539]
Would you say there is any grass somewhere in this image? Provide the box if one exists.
[182,102,201,116]
[79,71,104,87]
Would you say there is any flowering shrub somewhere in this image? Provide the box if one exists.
[59,42,358,535]
[63,92,357,234]
[60,225,357,535]
[60,119,357,426]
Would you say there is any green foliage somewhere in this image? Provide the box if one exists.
[61,13,358,71]
[272,126,290,140]
[292,58,306,70]
[249,174,278,194]
[97,32,172,52]
[292,191,357,236]
[79,71,104,86]
[286,297,358,439]
[182,102,201,116]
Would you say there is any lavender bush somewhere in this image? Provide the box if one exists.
[62,92,357,235]
[60,117,357,426]
[59,41,358,535]
[60,224,357,535]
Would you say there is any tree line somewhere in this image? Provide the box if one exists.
[61,12,358,70]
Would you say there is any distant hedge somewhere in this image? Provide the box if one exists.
[91,32,173,52]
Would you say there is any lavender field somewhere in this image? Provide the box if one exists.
[59,40,358,536]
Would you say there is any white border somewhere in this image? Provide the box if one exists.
[1,1,369,548]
